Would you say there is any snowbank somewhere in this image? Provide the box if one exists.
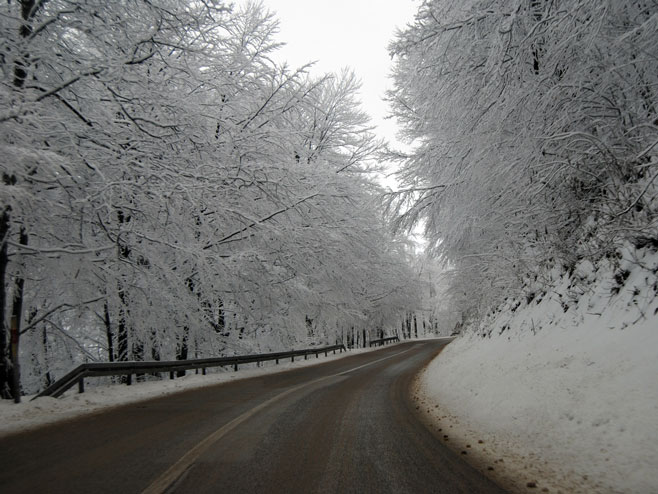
[418,247,658,493]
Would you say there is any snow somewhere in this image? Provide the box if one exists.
[0,346,381,438]
[417,247,658,493]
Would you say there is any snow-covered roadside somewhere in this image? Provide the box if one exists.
[417,247,658,493]
[0,345,384,438]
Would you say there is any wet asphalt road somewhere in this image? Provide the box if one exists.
[0,340,507,494]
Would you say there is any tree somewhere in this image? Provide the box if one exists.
[387,0,658,321]
[1,0,422,396]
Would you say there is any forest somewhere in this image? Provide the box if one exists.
[0,0,425,399]
[387,0,657,326]
[2,0,657,401]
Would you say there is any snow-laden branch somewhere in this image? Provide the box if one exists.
[20,296,106,335]
[7,242,115,256]
[203,193,320,250]
[382,184,450,196]
[34,68,103,103]
[614,166,658,218]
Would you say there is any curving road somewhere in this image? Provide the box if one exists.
[0,340,507,493]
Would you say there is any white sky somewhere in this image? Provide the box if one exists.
[255,0,418,152]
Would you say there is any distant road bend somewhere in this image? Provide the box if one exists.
[0,340,507,494]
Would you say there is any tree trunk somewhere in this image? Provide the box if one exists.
[8,227,27,402]
[27,307,52,391]
[217,298,225,333]
[41,326,53,387]
[0,207,11,399]
[116,209,131,384]
[27,306,52,391]
[117,292,129,362]
[116,284,130,383]
[132,339,144,382]
[150,328,160,361]
[3,0,42,400]
[176,327,189,377]
[103,302,114,362]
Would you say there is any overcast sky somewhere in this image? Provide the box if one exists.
[255,0,419,151]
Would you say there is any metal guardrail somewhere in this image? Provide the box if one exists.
[369,336,400,347]
[32,344,346,400]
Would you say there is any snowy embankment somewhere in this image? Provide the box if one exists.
[0,346,379,438]
[417,247,658,493]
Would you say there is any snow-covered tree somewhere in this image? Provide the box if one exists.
[388,0,658,322]
[0,0,421,397]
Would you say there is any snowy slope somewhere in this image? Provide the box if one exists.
[418,247,658,493]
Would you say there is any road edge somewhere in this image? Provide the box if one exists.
[0,344,396,439]
[411,340,604,494]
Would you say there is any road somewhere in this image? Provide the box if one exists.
[0,340,507,493]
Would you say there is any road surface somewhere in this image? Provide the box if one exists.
[0,340,507,493]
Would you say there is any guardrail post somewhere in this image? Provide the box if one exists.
[234,363,238,371]
[170,371,175,380]
[9,316,21,403]
[276,358,279,364]
[202,367,206,375]
[78,379,84,394]
[126,374,132,386]
[291,355,294,362]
